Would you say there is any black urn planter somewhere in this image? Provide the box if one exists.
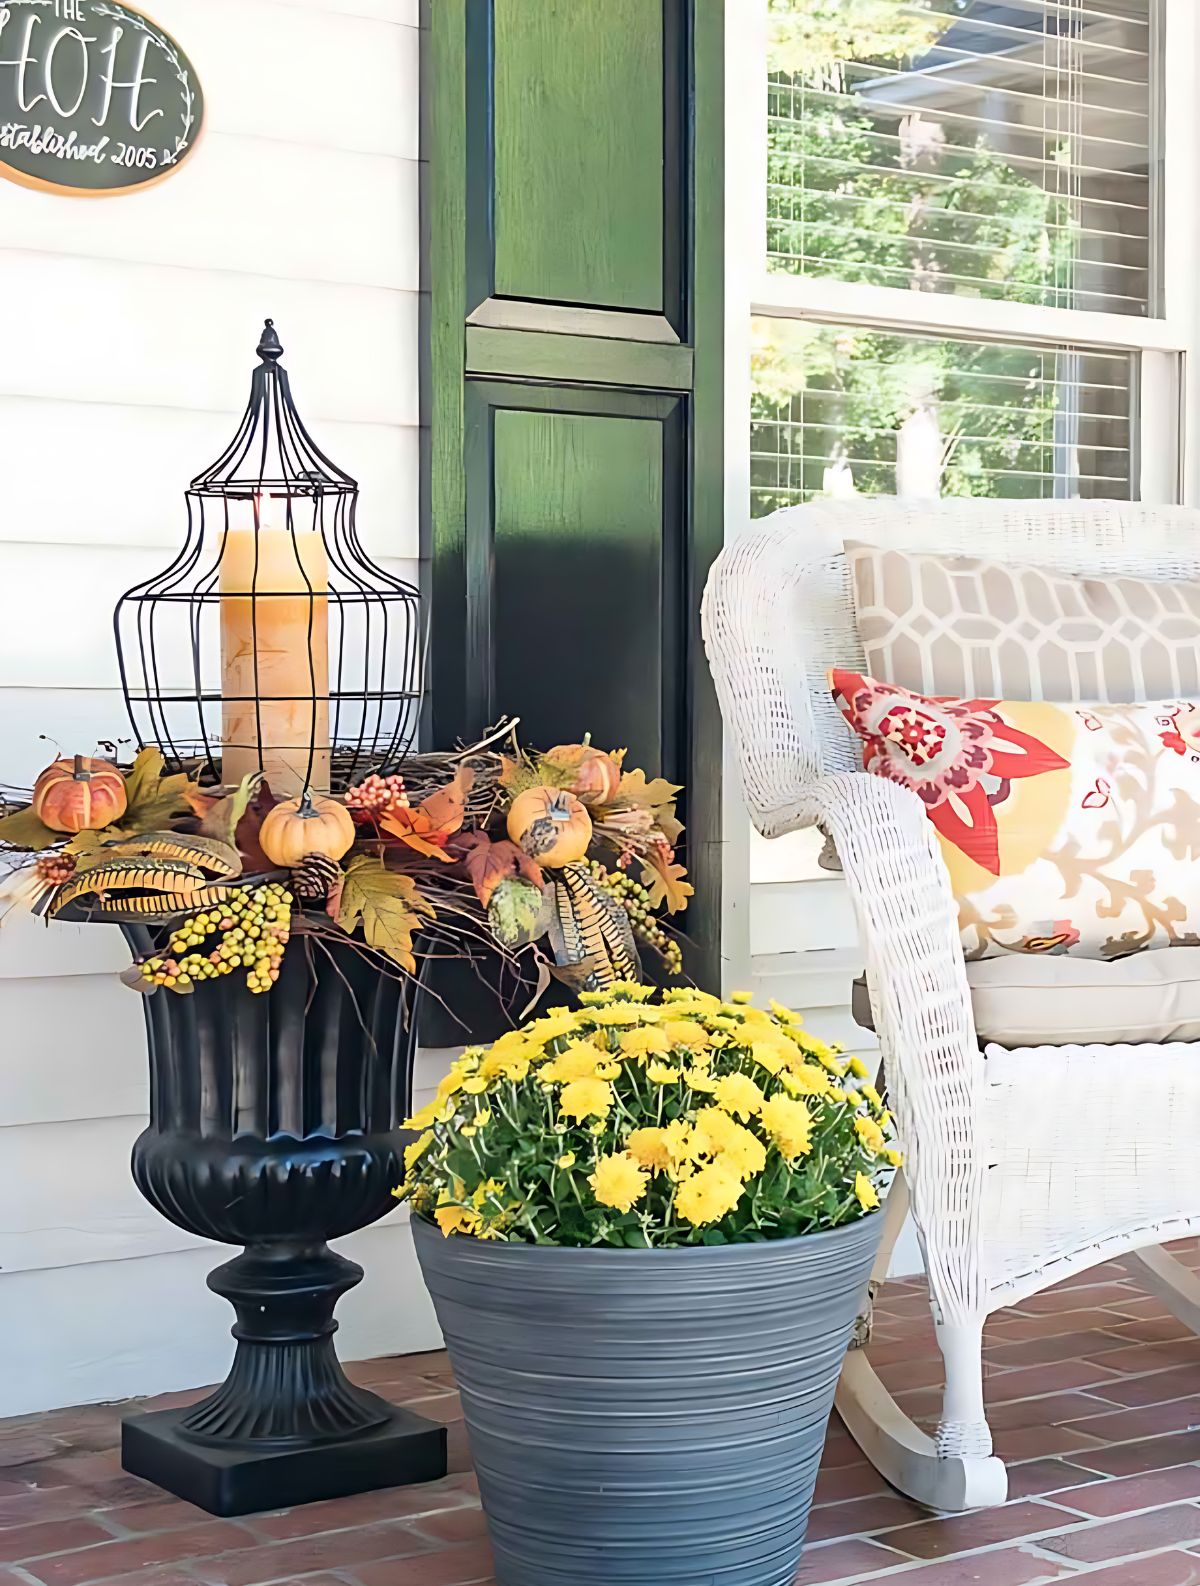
[119,925,447,1516]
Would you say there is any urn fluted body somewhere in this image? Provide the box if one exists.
[121,926,446,1514]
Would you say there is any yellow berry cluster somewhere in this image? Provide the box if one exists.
[583,858,684,976]
[141,883,294,995]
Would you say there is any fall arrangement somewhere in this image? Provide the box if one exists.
[0,730,690,1011]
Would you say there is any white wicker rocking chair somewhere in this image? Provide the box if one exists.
[702,498,1200,1512]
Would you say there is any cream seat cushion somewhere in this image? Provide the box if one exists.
[853,949,1200,1047]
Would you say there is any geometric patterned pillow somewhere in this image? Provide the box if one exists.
[846,541,1200,702]
[831,667,1200,961]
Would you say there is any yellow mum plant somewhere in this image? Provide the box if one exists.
[397,985,897,1248]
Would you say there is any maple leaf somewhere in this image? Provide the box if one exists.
[337,853,436,973]
[454,831,543,906]
[642,850,694,914]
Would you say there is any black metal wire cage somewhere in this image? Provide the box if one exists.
[114,320,423,797]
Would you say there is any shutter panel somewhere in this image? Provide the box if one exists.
[423,0,725,1028]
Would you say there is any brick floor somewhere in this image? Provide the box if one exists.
[9,1248,1200,1582]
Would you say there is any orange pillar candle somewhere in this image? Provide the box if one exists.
[219,521,331,797]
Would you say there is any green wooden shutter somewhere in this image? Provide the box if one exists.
[424,0,725,997]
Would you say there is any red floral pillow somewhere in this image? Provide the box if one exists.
[829,668,1200,959]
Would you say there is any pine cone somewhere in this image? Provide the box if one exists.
[291,853,342,902]
[36,851,76,886]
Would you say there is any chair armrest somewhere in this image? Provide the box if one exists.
[801,773,988,1324]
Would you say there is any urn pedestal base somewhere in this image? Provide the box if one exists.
[122,1401,447,1518]
[116,927,445,1516]
[119,1239,447,1515]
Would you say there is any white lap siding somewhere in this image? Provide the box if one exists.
[0,0,442,1417]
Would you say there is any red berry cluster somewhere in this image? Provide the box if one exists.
[346,773,410,817]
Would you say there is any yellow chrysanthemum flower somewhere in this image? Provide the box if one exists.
[749,1041,785,1076]
[588,1151,649,1213]
[848,1056,870,1080]
[855,1115,886,1155]
[855,1172,880,1212]
[529,1010,583,1043]
[694,1108,766,1177]
[461,1075,490,1094]
[541,1041,610,1084]
[662,1019,711,1048]
[712,1071,765,1121]
[768,999,800,1023]
[434,1202,483,1237]
[827,1087,848,1104]
[683,1065,718,1093]
[730,989,753,1004]
[471,1178,508,1209]
[675,1163,745,1227]
[403,1097,455,1131]
[814,1049,849,1078]
[885,1148,904,1169]
[626,1126,673,1172]
[779,1063,833,1099]
[480,1045,535,1082]
[759,1094,813,1160]
[558,1077,614,1122]
[861,1083,884,1111]
[404,1130,433,1173]
[589,1004,650,1027]
[556,1151,577,1169]
[619,1026,671,1058]
[646,1060,683,1085]
[662,1118,708,1170]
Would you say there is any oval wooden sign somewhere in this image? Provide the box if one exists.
[0,0,203,196]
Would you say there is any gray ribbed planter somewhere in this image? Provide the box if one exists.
[413,1211,882,1586]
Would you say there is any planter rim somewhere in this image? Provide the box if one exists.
[412,1208,881,1262]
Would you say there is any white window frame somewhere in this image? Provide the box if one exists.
[720,0,1200,989]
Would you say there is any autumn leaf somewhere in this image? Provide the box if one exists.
[337,853,436,973]
[643,851,694,914]
[382,766,475,861]
[117,747,198,836]
[616,768,683,812]
[187,773,263,848]
[455,831,543,906]
[0,805,60,852]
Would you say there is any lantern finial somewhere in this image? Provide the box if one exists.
[257,318,284,364]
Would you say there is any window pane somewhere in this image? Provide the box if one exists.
[750,317,1134,514]
[767,0,1159,315]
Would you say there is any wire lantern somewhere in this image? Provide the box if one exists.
[114,320,423,798]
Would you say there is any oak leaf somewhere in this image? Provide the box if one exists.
[616,768,683,812]
[336,854,436,973]
[642,851,694,914]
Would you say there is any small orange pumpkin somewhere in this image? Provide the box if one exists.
[546,743,622,807]
[33,755,127,834]
[259,792,356,868]
[507,786,593,868]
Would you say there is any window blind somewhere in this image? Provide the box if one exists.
[766,0,1158,314]
[749,318,1134,513]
